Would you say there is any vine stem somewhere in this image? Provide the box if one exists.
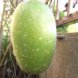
[0,41,12,67]
[0,1,6,62]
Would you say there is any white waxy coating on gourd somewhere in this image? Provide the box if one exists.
[11,0,56,74]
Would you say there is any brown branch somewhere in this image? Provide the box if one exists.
[0,2,6,33]
[0,2,6,60]
[16,0,19,6]
[56,11,78,26]
[55,0,59,20]
[45,0,49,4]
[0,41,12,66]
[49,0,52,7]
[67,0,71,15]
[10,0,16,8]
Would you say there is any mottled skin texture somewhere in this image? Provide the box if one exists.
[11,0,56,74]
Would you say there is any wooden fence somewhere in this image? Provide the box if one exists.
[39,33,78,78]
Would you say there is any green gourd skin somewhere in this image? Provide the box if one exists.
[11,0,56,74]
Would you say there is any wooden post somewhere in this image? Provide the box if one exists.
[55,0,59,20]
